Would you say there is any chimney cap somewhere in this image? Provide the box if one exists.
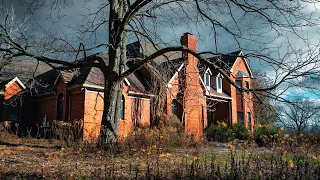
[183,32,193,36]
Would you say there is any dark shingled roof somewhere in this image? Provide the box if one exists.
[24,42,240,98]
[126,40,181,66]
[27,53,150,95]
[209,51,241,69]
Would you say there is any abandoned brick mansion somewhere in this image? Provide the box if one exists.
[0,33,255,141]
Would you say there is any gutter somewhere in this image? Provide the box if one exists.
[128,91,155,98]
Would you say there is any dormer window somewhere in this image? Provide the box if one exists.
[205,72,210,86]
[216,74,222,93]
[204,69,212,89]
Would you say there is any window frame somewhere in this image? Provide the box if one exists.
[235,80,242,93]
[245,81,249,94]
[237,111,244,124]
[216,74,222,92]
[120,95,125,120]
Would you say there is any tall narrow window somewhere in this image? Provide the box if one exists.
[120,95,124,120]
[236,80,242,93]
[205,72,210,87]
[217,75,222,90]
[171,99,178,116]
[237,112,244,124]
[57,93,64,120]
[245,81,249,94]
[247,112,251,129]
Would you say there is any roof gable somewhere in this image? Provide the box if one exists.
[0,77,26,100]
[230,52,253,78]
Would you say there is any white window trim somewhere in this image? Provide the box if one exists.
[204,68,212,90]
[216,74,222,93]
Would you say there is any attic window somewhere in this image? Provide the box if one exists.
[235,71,249,78]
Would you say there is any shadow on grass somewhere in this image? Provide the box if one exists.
[0,141,61,149]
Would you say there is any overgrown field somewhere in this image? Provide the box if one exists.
[0,130,320,179]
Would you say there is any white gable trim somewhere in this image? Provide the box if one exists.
[205,68,212,75]
[124,78,131,86]
[216,74,222,93]
[199,75,210,95]
[6,77,26,90]
[167,63,184,88]
[230,51,253,77]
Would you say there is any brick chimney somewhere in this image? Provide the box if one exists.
[180,32,198,67]
[180,33,206,140]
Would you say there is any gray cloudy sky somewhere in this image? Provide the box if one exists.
[2,0,320,99]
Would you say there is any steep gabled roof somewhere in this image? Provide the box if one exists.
[209,51,241,71]
[208,50,253,77]
[27,53,151,95]
[126,40,181,66]
[0,77,26,99]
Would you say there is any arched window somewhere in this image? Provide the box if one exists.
[57,93,64,120]
[171,99,178,116]
[120,95,124,120]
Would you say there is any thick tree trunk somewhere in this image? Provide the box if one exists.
[100,0,128,143]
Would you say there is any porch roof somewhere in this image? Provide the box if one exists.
[206,87,232,101]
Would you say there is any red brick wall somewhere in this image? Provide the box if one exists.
[70,91,85,121]
[83,84,151,142]
[37,96,56,124]
[228,57,255,129]
[83,89,104,142]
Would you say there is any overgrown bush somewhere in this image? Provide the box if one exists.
[206,122,250,142]
[254,124,280,146]
[232,123,249,140]
[119,115,192,151]
[206,121,234,142]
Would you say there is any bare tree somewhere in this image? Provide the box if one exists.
[1,0,320,141]
[279,98,320,134]
[252,72,279,125]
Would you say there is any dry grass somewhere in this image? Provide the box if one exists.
[0,131,231,179]
[0,130,319,179]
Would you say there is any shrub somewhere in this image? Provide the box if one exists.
[161,115,184,134]
[254,124,280,146]
[232,123,249,140]
[206,121,234,142]
[119,115,190,151]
